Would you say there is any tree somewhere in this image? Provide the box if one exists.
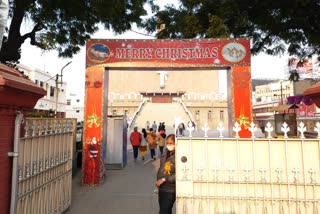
[289,71,300,82]
[1,0,155,63]
[144,0,320,60]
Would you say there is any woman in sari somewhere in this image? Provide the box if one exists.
[140,128,148,160]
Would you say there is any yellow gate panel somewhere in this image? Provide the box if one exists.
[176,137,320,214]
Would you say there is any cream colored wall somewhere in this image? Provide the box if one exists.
[108,70,219,94]
[107,99,229,131]
[188,102,228,130]
[107,107,137,117]
[107,99,142,116]
[107,69,228,126]
[176,138,320,213]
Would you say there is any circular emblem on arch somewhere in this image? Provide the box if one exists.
[222,42,246,63]
[87,43,111,63]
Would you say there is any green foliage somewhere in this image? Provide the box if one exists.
[27,109,56,118]
[5,61,28,77]
[144,0,320,60]
[288,71,300,82]
[1,0,153,63]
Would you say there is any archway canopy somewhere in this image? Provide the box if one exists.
[83,38,252,185]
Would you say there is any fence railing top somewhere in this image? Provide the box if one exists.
[174,118,320,140]
[23,118,75,138]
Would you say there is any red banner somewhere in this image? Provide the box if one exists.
[288,58,313,79]
[298,103,306,117]
[86,39,250,66]
[295,103,316,117]
[307,104,315,117]
[232,66,252,138]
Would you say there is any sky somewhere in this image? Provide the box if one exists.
[19,0,290,97]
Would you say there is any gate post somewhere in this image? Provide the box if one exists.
[82,66,107,185]
[0,64,46,213]
[231,66,252,138]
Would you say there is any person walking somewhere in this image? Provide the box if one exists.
[152,121,157,133]
[146,121,150,130]
[146,128,158,160]
[162,122,166,132]
[155,134,176,214]
[177,123,183,136]
[158,122,162,132]
[192,121,197,131]
[129,127,141,162]
[140,128,148,160]
[159,122,165,132]
[157,130,166,155]
[182,123,185,136]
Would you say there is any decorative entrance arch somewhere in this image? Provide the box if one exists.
[83,38,252,185]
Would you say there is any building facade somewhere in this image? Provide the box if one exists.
[66,93,85,123]
[255,80,316,103]
[255,81,293,103]
[17,64,67,117]
[106,69,228,131]
[253,79,320,132]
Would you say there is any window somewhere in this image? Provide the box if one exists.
[40,81,44,87]
[35,80,38,85]
[76,110,80,113]
[196,110,200,120]
[124,110,128,115]
[76,99,80,103]
[50,86,54,97]
[208,110,212,121]
[112,110,117,116]
[220,110,224,122]
[67,100,71,105]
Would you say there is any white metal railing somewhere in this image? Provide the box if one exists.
[14,118,74,214]
[179,99,196,128]
[128,99,146,128]
[108,92,143,100]
[175,121,320,213]
[182,92,227,101]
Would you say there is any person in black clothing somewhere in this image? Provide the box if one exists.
[158,122,162,132]
[192,121,195,129]
[158,122,165,132]
[162,122,166,132]
[155,134,176,214]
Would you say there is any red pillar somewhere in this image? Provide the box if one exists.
[82,66,106,186]
[0,64,46,213]
[231,66,252,138]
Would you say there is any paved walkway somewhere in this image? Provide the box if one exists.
[66,146,176,214]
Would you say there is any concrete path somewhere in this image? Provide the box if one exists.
[65,146,176,214]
